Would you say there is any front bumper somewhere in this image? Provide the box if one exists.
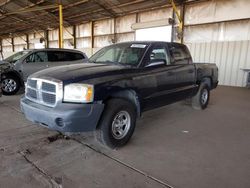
[20,97,104,132]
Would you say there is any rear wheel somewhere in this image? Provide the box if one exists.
[192,83,210,110]
[95,98,137,149]
[2,75,20,95]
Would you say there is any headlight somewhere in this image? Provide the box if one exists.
[63,84,94,103]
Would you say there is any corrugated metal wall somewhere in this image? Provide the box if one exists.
[186,41,250,87]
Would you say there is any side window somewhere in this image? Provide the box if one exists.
[25,52,48,63]
[47,51,65,62]
[47,51,84,62]
[148,46,170,65]
[69,52,85,61]
[169,45,190,65]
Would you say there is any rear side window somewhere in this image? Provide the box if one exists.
[47,51,85,62]
[169,45,191,65]
[70,52,85,60]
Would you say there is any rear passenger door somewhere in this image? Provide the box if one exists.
[167,43,196,99]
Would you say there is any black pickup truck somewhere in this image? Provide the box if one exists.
[21,42,218,148]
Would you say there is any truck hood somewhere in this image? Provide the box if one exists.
[30,62,132,84]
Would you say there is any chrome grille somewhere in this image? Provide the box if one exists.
[42,82,56,93]
[26,78,62,107]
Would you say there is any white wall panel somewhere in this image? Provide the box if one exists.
[76,23,91,37]
[2,38,12,46]
[186,41,250,87]
[49,41,58,48]
[139,8,172,22]
[116,14,136,33]
[184,20,250,43]
[49,29,59,41]
[94,19,114,35]
[14,45,26,51]
[2,46,12,53]
[185,0,250,25]
[94,36,113,48]
[14,36,26,45]
[76,38,91,48]
[116,33,135,43]
[63,26,73,39]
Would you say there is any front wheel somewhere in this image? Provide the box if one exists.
[192,83,210,110]
[2,75,20,95]
[95,98,137,149]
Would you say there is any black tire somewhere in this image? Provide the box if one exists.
[192,83,210,110]
[1,75,20,95]
[95,98,137,149]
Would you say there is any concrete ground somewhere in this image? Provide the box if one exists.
[0,86,250,188]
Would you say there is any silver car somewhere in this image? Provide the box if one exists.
[0,48,88,95]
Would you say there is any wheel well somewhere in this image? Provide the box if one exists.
[201,77,212,89]
[104,89,141,118]
[2,71,23,86]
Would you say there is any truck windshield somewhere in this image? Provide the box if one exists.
[5,51,29,63]
[89,43,147,66]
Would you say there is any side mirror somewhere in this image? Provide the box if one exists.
[146,59,166,67]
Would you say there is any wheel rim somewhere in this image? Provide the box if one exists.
[201,88,208,105]
[2,78,17,93]
[111,111,131,140]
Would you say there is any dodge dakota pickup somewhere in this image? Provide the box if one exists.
[21,42,218,148]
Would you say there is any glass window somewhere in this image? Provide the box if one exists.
[25,51,48,63]
[47,51,84,62]
[71,53,85,60]
[169,45,191,64]
[89,43,147,66]
[5,51,29,63]
[47,51,65,62]
[149,47,170,65]
[64,52,85,61]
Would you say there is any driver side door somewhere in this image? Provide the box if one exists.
[22,51,48,81]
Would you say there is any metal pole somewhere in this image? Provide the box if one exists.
[90,21,94,55]
[170,0,183,43]
[26,34,29,49]
[58,4,63,48]
[73,25,76,49]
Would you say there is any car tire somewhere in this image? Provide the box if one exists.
[95,98,137,149]
[2,75,20,95]
[192,83,210,110]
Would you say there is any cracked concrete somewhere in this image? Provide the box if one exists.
[0,86,250,188]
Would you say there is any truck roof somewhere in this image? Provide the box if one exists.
[113,41,184,46]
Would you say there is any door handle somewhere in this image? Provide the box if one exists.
[188,69,194,73]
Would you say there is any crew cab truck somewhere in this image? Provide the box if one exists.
[20,42,218,148]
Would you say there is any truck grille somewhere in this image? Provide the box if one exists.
[26,78,62,107]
